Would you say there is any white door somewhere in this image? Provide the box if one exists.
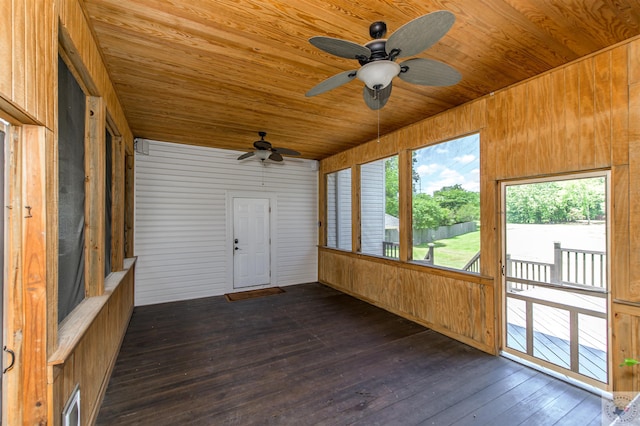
[233,198,270,288]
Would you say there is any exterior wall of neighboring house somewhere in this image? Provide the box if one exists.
[326,168,352,250]
[326,173,337,247]
[361,159,386,255]
[134,139,318,305]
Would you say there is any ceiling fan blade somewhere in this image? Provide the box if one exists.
[272,147,301,156]
[269,152,284,162]
[309,36,371,59]
[237,151,255,160]
[306,69,358,97]
[363,83,392,110]
[398,58,461,86]
[254,140,272,150]
[386,11,455,58]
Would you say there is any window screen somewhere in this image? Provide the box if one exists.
[326,169,352,250]
[105,129,112,277]
[58,55,86,322]
[411,134,480,271]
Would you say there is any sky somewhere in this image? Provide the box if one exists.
[412,133,480,195]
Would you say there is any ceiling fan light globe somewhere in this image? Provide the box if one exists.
[356,61,400,90]
[255,150,271,160]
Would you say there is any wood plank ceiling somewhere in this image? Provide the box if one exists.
[80,0,640,160]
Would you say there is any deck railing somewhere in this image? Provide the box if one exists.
[559,244,606,289]
[383,241,434,263]
[382,241,605,289]
[507,242,606,291]
[382,241,399,259]
[505,284,607,382]
[462,251,481,273]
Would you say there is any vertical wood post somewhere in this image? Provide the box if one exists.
[124,151,135,258]
[111,135,125,271]
[398,150,412,262]
[84,96,105,296]
[21,125,48,424]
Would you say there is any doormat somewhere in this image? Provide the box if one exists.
[225,287,285,302]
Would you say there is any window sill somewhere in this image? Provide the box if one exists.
[48,257,136,366]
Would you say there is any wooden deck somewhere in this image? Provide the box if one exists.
[97,283,604,425]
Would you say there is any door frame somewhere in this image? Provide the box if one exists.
[225,191,278,292]
[1,116,28,425]
[499,170,612,392]
[0,120,6,424]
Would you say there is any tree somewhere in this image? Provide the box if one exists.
[412,194,444,229]
[433,184,480,225]
[505,178,605,224]
[385,157,399,217]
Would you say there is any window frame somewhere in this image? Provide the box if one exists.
[409,133,481,274]
[56,51,127,322]
[325,168,353,251]
[359,155,399,259]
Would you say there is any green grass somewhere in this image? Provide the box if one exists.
[413,231,480,269]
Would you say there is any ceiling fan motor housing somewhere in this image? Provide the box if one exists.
[360,39,389,65]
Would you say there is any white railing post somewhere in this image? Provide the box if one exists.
[552,242,562,283]
[425,243,435,264]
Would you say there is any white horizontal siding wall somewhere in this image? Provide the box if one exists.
[337,170,352,250]
[134,139,318,306]
[360,160,385,256]
[326,169,352,250]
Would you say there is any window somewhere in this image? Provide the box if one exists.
[411,134,480,272]
[58,55,87,322]
[326,168,352,250]
[361,156,399,258]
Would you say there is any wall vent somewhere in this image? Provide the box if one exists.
[62,385,80,426]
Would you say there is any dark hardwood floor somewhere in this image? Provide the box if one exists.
[96,283,604,425]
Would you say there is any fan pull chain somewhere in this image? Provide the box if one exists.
[377,88,381,143]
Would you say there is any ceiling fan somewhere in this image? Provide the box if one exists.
[305,10,461,110]
[237,132,301,162]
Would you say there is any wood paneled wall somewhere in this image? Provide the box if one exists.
[319,36,640,392]
[613,39,640,393]
[0,0,55,126]
[48,260,135,426]
[1,0,136,423]
[319,249,495,352]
